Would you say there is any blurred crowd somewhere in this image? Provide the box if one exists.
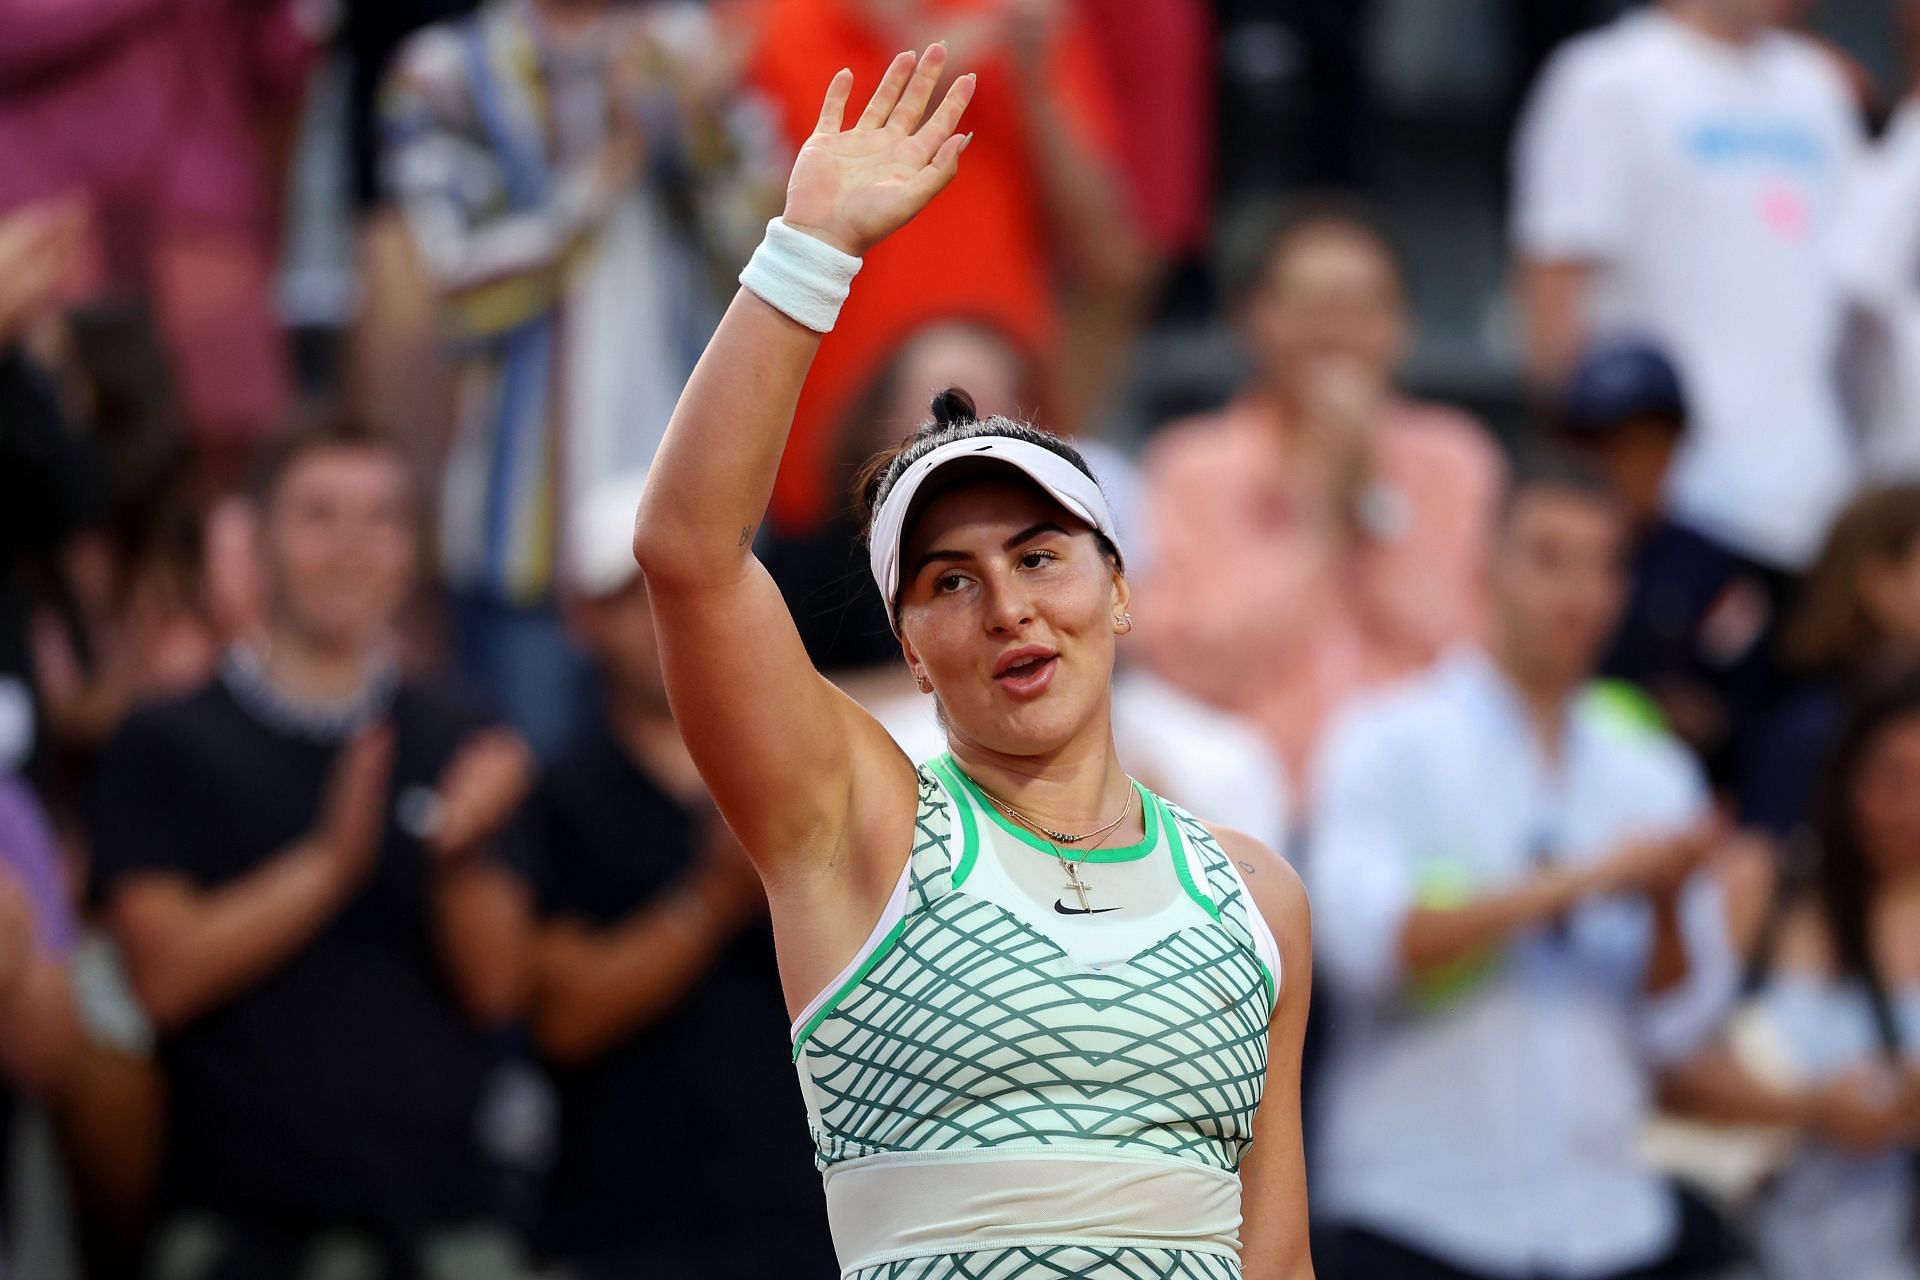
[3,0,1920,1278]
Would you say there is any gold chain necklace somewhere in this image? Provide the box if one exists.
[964,771,1136,911]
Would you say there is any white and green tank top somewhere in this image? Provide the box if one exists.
[790,757,1282,1278]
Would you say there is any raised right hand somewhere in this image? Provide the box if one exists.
[313,724,396,886]
[780,45,976,257]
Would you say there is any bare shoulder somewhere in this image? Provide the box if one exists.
[1204,822,1310,944]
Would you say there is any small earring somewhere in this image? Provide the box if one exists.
[915,673,933,693]
[1115,611,1134,634]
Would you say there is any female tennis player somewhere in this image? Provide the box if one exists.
[632,44,1313,1280]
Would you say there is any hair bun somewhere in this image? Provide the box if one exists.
[929,387,978,428]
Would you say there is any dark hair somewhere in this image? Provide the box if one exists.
[65,306,202,592]
[1498,446,1622,525]
[1215,190,1405,314]
[1813,672,1920,1249]
[1741,671,1920,1238]
[1813,672,1920,1015]
[247,413,419,512]
[853,388,1122,604]
[1783,485,1920,677]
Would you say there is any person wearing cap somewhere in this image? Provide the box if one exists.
[630,48,1313,1280]
[1560,341,1787,777]
[1512,0,1862,577]
[1557,341,1688,537]
[515,474,835,1279]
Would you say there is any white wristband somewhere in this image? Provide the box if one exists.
[738,217,862,333]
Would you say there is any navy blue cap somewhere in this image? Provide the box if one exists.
[1561,342,1687,436]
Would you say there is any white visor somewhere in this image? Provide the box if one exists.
[868,435,1119,611]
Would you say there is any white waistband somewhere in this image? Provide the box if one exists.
[822,1148,1243,1273]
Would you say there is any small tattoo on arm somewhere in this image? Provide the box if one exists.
[738,525,754,547]
[1237,859,1257,876]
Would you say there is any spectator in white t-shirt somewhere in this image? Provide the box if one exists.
[1513,0,1864,574]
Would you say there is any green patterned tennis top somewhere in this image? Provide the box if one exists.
[789,757,1280,1277]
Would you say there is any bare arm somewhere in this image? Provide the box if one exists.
[1010,3,1151,432]
[631,50,973,876]
[1218,830,1314,1280]
[109,849,358,1033]
[531,855,759,1066]
[430,861,532,1027]
[1009,4,1147,293]
[0,873,81,1096]
[0,958,79,1096]
[106,728,392,1033]
[1403,826,1717,982]
[1661,1043,1920,1154]
[1398,865,1590,978]
[423,727,537,1026]
[1643,888,1690,996]
[1659,1044,1814,1128]
[1515,259,1595,393]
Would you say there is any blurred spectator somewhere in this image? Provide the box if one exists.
[1669,674,1920,1280]
[1063,0,1212,423]
[1743,485,1920,841]
[382,0,778,759]
[0,205,105,778]
[0,0,313,468]
[1308,454,1739,1280]
[1513,0,1861,578]
[1558,342,1689,539]
[338,0,479,457]
[514,474,835,1279]
[745,0,1144,534]
[1073,0,1211,263]
[1558,340,1779,774]
[88,419,535,1279]
[1135,196,1502,795]
[28,310,224,774]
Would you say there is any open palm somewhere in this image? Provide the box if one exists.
[782,46,977,257]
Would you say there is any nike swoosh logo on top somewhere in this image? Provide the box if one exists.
[1053,900,1121,915]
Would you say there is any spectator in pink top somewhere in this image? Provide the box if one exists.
[1135,195,1504,796]
[0,0,314,463]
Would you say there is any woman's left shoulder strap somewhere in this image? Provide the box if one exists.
[1160,796,1284,1012]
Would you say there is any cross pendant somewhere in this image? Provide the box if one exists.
[1063,865,1093,911]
